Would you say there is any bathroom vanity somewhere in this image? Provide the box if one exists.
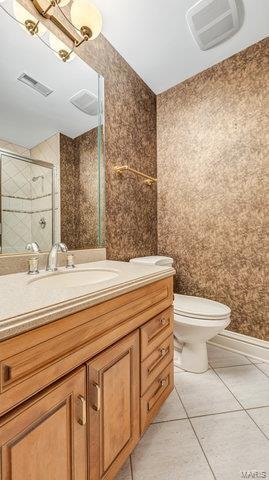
[0,261,174,479]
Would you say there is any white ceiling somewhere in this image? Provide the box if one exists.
[0,1,101,149]
[95,0,269,94]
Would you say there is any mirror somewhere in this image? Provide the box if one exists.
[0,1,105,254]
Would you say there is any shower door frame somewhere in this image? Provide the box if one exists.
[0,149,56,254]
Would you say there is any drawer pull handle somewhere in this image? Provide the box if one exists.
[148,376,169,411]
[160,318,167,326]
[92,383,101,412]
[2,364,11,383]
[160,378,167,387]
[147,346,169,374]
[77,395,87,426]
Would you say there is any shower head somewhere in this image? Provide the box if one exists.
[32,175,44,182]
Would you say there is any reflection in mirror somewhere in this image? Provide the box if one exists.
[0,1,105,255]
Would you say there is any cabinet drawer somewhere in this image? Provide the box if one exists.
[141,334,173,395]
[140,307,173,361]
[141,361,174,434]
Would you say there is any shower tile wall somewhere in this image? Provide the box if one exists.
[31,133,61,244]
[30,163,53,251]
[1,157,32,253]
[0,139,30,157]
[1,135,59,253]
[1,157,53,253]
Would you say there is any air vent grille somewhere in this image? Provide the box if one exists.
[192,0,230,30]
[70,89,98,116]
[18,73,53,97]
[186,0,240,51]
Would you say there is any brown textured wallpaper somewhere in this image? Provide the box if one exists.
[157,39,268,340]
[60,130,99,250]
[76,31,157,260]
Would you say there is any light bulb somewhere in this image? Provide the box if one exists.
[13,1,47,36]
[70,0,102,40]
[49,32,75,62]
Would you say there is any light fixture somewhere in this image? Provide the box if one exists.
[13,0,47,36]
[49,31,75,62]
[70,0,102,41]
[32,0,102,57]
[2,0,102,62]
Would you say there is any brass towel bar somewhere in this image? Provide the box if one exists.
[114,166,157,186]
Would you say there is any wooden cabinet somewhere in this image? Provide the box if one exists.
[0,277,174,480]
[0,368,87,480]
[87,332,140,480]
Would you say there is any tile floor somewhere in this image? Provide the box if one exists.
[116,344,269,480]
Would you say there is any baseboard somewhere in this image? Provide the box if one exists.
[208,330,269,363]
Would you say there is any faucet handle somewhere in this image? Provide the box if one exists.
[26,242,40,253]
[58,242,68,253]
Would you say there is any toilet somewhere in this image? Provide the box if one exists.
[130,256,231,373]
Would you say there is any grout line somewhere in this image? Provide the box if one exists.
[152,416,188,425]
[246,356,265,366]
[245,411,269,441]
[173,386,217,480]
[209,362,252,369]
[211,365,269,441]
[251,363,269,378]
[152,408,248,425]
[247,405,269,411]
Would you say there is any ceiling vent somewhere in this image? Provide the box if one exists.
[17,73,53,97]
[70,89,98,116]
[186,0,240,50]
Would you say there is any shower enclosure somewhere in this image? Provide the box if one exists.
[0,150,55,254]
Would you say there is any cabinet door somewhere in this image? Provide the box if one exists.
[0,368,87,480]
[88,331,140,480]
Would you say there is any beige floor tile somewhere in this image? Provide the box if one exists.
[115,458,132,480]
[216,365,269,408]
[131,420,214,480]
[174,364,185,373]
[207,344,251,368]
[152,389,187,423]
[192,411,269,480]
[247,407,269,438]
[175,368,241,417]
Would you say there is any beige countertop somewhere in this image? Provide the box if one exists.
[0,260,174,341]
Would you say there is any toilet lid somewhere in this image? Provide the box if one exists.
[173,294,231,320]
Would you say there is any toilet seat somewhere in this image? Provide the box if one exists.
[173,294,231,321]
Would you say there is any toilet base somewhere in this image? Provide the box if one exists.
[174,342,209,374]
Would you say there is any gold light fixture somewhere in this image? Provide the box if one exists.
[13,1,47,36]
[49,31,75,62]
[12,0,102,61]
[70,0,102,40]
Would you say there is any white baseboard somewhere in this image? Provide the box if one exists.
[208,330,269,363]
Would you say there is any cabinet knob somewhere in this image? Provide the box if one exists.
[160,317,167,326]
[160,347,167,357]
[160,378,167,387]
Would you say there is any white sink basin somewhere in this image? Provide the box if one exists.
[28,268,119,289]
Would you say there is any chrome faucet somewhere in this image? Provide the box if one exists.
[46,242,68,272]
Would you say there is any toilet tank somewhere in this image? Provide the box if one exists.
[129,256,174,267]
